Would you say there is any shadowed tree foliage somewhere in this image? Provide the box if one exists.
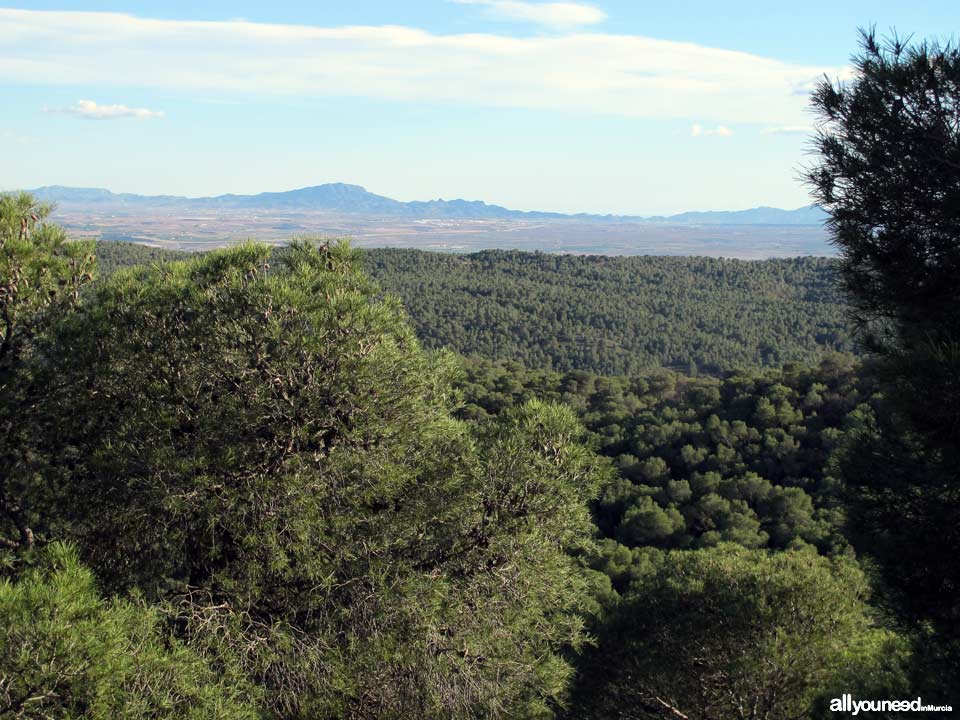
[807,29,960,668]
[807,30,960,356]
[564,545,909,720]
[19,240,608,718]
[1,192,96,555]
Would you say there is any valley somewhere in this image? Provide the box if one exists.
[38,183,833,258]
[57,207,830,257]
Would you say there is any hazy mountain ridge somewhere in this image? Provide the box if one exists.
[643,205,828,226]
[26,184,826,225]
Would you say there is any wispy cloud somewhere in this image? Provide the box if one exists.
[45,99,164,119]
[762,125,812,135]
[0,128,32,144]
[1,9,837,126]
[691,123,733,137]
[451,0,606,28]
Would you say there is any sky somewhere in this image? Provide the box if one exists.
[1,1,958,215]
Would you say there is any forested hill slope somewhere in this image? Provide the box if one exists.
[365,249,852,374]
[95,242,852,374]
[94,241,190,273]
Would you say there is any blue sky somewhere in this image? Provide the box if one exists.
[1,1,958,214]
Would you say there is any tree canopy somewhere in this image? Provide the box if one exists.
[566,545,908,720]
[3,236,610,718]
[1,193,96,554]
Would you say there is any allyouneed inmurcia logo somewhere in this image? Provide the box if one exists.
[830,695,953,715]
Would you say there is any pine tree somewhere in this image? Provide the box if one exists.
[22,240,609,718]
[807,28,960,679]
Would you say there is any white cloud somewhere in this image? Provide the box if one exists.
[692,123,732,137]
[0,9,840,126]
[45,99,164,119]
[762,125,812,135]
[452,0,606,28]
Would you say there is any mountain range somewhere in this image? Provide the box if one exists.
[27,183,828,226]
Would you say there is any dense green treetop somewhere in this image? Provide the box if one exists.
[1,193,96,554]
[458,354,869,566]
[0,192,95,380]
[566,544,909,720]
[0,543,258,719]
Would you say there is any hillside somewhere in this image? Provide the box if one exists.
[95,242,852,374]
[365,249,852,374]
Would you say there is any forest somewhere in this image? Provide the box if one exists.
[364,249,851,374]
[3,30,960,720]
[97,242,852,375]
